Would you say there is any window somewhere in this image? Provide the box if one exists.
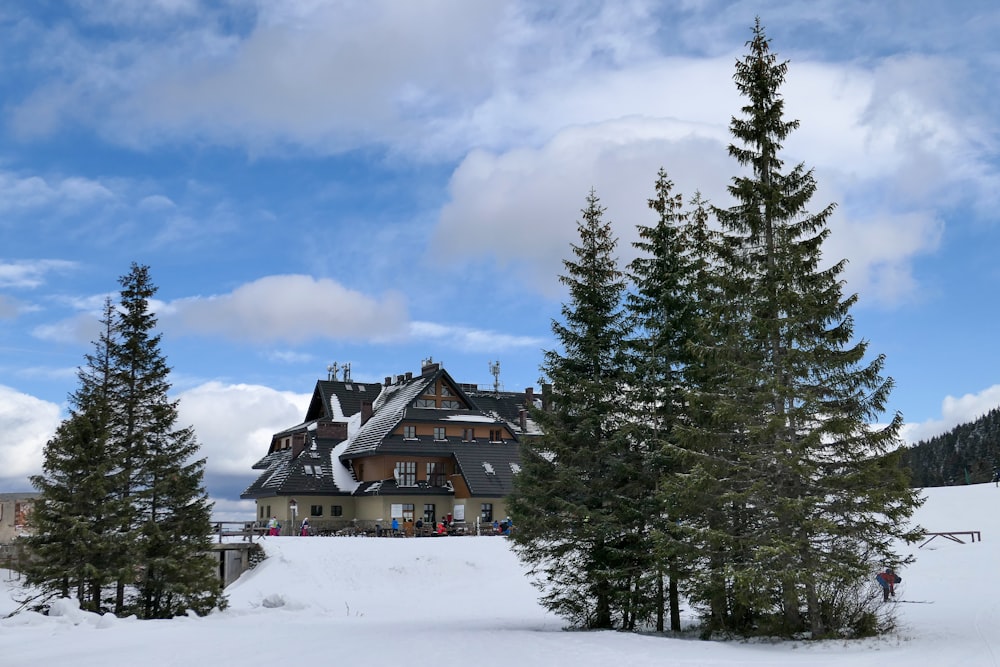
[259,505,264,519]
[310,505,323,516]
[489,429,502,442]
[427,462,445,487]
[481,503,493,522]
[441,386,453,397]
[441,400,460,409]
[401,503,415,521]
[423,504,436,523]
[331,505,343,517]
[266,504,271,518]
[395,461,416,486]
[463,428,475,442]
[414,398,436,408]
[434,427,446,441]
[403,425,416,439]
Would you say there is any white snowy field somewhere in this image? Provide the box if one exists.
[2,483,999,667]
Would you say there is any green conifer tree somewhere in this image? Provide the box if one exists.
[112,263,224,618]
[508,190,634,630]
[25,298,124,613]
[626,169,699,632]
[705,19,923,636]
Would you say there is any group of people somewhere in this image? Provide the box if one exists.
[266,516,311,536]
[490,518,513,535]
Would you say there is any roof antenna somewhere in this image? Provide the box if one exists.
[327,362,339,381]
[343,362,351,382]
[489,360,501,396]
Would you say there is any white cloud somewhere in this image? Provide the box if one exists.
[0,386,62,482]
[0,172,114,212]
[901,385,1000,445]
[176,381,310,477]
[410,321,546,352]
[0,259,78,289]
[167,275,408,344]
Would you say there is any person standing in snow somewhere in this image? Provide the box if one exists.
[391,517,399,535]
[300,518,309,536]
[876,567,901,601]
[268,516,279,536]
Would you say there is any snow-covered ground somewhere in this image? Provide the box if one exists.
[2,483,999,666]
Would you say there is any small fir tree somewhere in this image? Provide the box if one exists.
[508,189,635,629]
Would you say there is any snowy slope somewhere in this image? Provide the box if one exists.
[2,483,1000,666]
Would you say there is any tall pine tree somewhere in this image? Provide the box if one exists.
[626,169,698,632]
[112,263,223,618]
[26,265,224,618]
[702,19,923,636]
[508,190,636,630]
[25,298,124,613]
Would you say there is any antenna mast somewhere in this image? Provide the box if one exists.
[489,360,501,396]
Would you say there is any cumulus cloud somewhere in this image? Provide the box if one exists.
[0,386,62,483]
[0,259,78,289]
[166,275,408,344]
[176,381,310,479]
[901,385,1000,445]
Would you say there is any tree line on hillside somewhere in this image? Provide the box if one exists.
[24,263,224,619]
[900,408,1000,486]
[508,20,923,640]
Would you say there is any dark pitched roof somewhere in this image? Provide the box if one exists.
[306,380,383,421]
[241,434,352,499]
[452,442,522,496]
[339,371,439,459]
[465,389,543,437]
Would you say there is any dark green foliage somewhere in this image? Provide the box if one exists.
[686,19,923,637]
[899,408,1000,486]
[26,264,224,619]
[508,190,636,630]
[511,19,921,641]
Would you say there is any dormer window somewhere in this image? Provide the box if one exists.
[403,425,416,439]
[434,427,446,441]
[489,429,502,443]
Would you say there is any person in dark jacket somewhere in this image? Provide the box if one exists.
[876,567,901,601]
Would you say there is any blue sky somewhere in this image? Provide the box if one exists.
[2,1,999,512]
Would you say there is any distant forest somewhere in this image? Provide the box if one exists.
[900,408,1000,486]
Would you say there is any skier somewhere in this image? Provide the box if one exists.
[876,567,901,602]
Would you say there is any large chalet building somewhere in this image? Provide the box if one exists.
[241,360,543,534]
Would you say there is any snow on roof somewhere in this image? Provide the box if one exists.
[444,414,500,423]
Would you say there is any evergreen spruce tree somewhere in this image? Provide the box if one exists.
[25,299,125,613]
[508,190,635,629]
[112,263,224,618]
[703,19,923,636]
[625,169,698,632]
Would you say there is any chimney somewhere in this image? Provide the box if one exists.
[405,371,413,381]
[421,361,440,376]
[525,387,534,406]
[384,376,392,387]
[361,400,373,426]
[316,421,349,441]
[396,374,405,384]
[291,433,307,459]
[519,408,527,432]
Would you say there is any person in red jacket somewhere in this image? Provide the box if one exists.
[876,567,901,601]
